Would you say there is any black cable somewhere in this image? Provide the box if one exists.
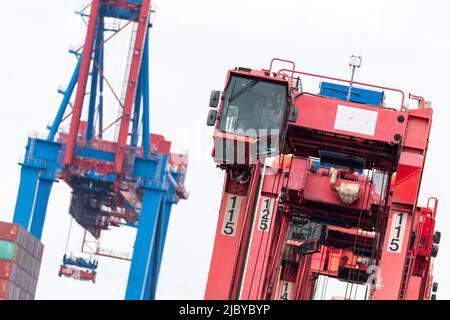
[246,154,288,299]
[344,156,373,299]
[257,155,296,298]
[365,169,388,299]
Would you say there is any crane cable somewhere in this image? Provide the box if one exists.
[245,153,288,299]
[226,160,264,299]
[256,154,294,298]
[297,223,318,299]
[346,175,371,299]
[366,169,391,299]
[264,155,301,300]
[356,168,388,299]
[344,155,374,299]
[64,217,74,256]
[360,169,388,300]
[266,176,328,300]
[263,161,330,300]
[316,233,329,300]
[343,165,370,299]
[264,187,294,298]
[364,170,387,298]
[297,221,324,300]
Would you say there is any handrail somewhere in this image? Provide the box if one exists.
[266,58,296,73]
[276,68,406,111]
[409,94,425,102]
[409,94,426,109]
[427,197,439,216]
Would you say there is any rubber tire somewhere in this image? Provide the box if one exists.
[432,282,438,293]
[431,244,439,258]
[433,231,441,244]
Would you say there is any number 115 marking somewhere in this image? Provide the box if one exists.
[221,194,243,236]
[387,212,408,253]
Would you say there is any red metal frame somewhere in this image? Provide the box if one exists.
[294,93,407,144]
[64,0,153,182]
[373,107,433,300]
[204,190,250,299]
[240,159,294,300]
[205,58,438,300]
[114,0,152,175]
[64,0,101,168]
[276,68,406,110]
[81,230,132,261]
[58,265,97,283]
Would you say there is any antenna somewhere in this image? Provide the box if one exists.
[346,55,362,101]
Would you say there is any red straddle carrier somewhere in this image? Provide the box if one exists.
[204,58,439,300]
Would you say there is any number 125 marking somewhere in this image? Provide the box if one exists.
[258,197,274,232]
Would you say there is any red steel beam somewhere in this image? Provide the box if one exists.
[204,186,249,299]
[373,108,433,300]
[64,0,101,167]
[265,214,290,299]
[114,0,152,175]
[240,169,282,300]
[204,163,262,300]
[229,161,263,299]
[102,0,141,10]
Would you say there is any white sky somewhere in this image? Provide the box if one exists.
[0,0,449,300]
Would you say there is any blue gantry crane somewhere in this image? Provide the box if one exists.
[11,0,188,300]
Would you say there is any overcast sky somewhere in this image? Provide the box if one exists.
[1,0,449,300]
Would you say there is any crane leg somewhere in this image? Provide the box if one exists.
[13,168,55,240]
[29,178,54,240]
[240,164,287,300]
[373,109,432,300]
[125,187,164,300]
[13,138,60,239]
[148,199,174,299]
[142,196,174,300]
[13,166,40,230]
[205,162,262,299]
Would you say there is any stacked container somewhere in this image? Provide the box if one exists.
[0,222,44,300]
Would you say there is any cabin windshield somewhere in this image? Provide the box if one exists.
[219,75,287,138]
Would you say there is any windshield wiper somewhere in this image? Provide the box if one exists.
[229,79,260,103]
